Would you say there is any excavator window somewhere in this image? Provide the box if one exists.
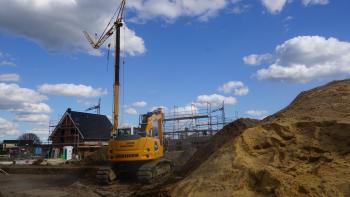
[151,120,159,137]
[136,130,146,137]
[151,129,159,137]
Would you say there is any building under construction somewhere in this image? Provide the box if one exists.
[47,103,232,155]
[48,108,111,158]
[164,103,229,151]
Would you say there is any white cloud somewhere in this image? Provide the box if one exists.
[261,0,329,14]
[218,81,249,96]
[132,101,147,108]
[261,0,288,14]
[127,0,230,22]
[284,16,293,21]
[15,114,50,124]
[243,53,273,66]
[123,101,147,115]
[0,83,51,126]
[10,103,52,114]
[0,50,16,67]
[229,4,251,14]
[302,0,329,6]
[0,83,48,112]
[38,83,106,98]
[196,94,237,106]
[0,117,20,138]
[87,23,146,56]
[26,128,49,142]
[0,0,145,56]
[0,73,20,82]
[254,36,350,83]
[245,110,268,119]
[121,24,146,56]
[283,16,293,32]
[0,60,16,67]
[124,107,137,115]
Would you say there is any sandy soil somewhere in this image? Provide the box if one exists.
[0,174,139,197]
[169,79,350,197]
[179,118,259,177]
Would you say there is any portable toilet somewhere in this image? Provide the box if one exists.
[34,147,42,156]
[63,146,73,160]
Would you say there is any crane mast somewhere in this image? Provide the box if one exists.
[113,20,121,135]
[83,0,126,135]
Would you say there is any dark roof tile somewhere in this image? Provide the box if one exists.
[68,110,112,140]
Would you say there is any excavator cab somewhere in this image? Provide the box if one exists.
[107,108,166,162]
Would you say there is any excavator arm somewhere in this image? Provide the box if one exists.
[141,109,165,144]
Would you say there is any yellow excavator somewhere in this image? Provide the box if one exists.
[83,0,172,184]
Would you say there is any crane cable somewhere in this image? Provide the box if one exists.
[98,3,120,44]
[106,44,111,72]
[103,1,124,72]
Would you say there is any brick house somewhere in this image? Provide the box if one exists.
[49,108,112,158]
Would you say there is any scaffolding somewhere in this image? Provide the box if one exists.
[164,103,226,140]
[48,117,81,154]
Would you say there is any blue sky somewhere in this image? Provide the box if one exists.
[0,0,350,141]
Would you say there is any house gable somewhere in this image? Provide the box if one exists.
[50,109,112,145]
[50,113,84,145]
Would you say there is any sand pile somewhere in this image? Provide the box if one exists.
[179,118,259,176]
[266,80,350,123]
[170,79,350,197]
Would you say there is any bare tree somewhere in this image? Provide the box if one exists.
[18,133,42,144]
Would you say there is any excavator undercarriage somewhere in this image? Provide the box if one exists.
[96,158,173,185]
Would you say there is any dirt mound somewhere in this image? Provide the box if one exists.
[179,118,259,176]
[265,79,350,123]
[170,79,350,197]
[165,148,198,171]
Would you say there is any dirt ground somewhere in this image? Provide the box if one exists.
[0,146,198,197]
[0,174,141,197]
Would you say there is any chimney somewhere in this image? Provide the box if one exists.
[67,108,72,113]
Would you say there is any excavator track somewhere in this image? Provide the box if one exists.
[96,166,117,185]
[137,158,173,184]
